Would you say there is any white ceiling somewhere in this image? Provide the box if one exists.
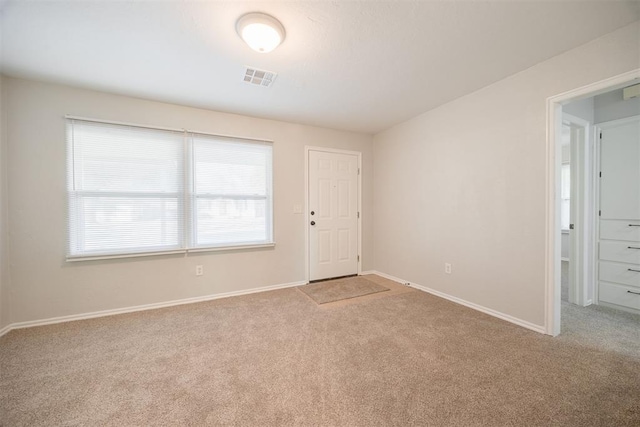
[1,1,639,134]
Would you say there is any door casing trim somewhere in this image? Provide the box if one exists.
[304,146,362,283]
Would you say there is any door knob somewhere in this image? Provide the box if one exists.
[310,221,316,226]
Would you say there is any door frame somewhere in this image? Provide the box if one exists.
[545,69,640,336]
[304,146,362,283]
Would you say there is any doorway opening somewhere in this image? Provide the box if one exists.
[547,69,640,336]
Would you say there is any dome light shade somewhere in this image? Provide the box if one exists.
[236,13,286,53]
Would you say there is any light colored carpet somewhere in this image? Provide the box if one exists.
[561,300,640,359]
[559,260,639,359]
[1,274,639,426]
[298,276,389,304]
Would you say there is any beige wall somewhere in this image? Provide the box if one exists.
[373,21,640,328]
[3,77,373,324]
[0,75,8,330]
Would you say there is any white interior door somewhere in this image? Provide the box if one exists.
[308,150,358,281]
[562,112,593,308]
[568,125,578,304]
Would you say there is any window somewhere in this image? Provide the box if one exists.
[191,133,273,248]
[561,163,570,230]
[67,118,273,259]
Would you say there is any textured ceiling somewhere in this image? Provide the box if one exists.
[1,1,639,134]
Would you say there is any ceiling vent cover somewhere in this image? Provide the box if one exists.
[243,66,277,88]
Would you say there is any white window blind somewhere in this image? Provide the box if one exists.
[67,120,185,258]
[191,134,273,248]
[67,118,273,260]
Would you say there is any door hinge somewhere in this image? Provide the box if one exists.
[357,212,360,219]
[600,132,602,139]
[599,210,601,217]
[357,168,360,175]
[599,171,602,178]
[357,255,360,262]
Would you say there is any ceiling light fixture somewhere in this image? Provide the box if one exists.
[236,12,285,53]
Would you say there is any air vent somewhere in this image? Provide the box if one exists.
[623,83,640,100]
[243,67,277,88]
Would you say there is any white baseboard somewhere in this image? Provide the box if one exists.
[0,271,548,337]
[0,324,11,338]
[0,279,307,337]
[372,270,546,334]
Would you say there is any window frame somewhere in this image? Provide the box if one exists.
[66,116,275,262]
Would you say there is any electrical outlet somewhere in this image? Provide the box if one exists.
[445,263,452,274]
[195,265,204,276]
[404,282,411,287]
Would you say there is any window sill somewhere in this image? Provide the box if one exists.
[66,243,276,262]
[188,243,276,253]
